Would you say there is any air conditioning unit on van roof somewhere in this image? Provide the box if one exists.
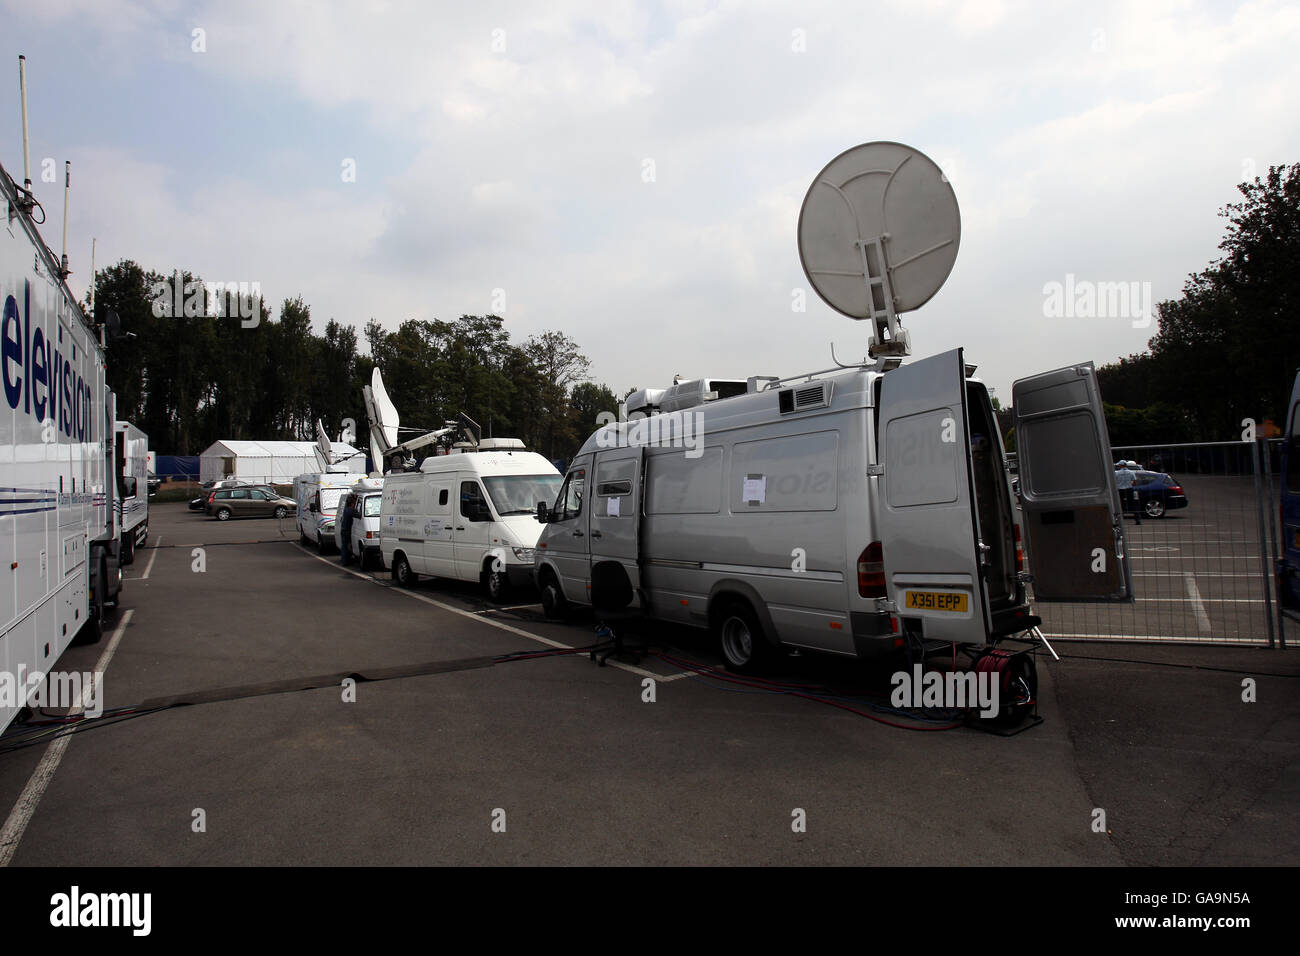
[477,438,526,451]
[660,378,748,413]
[626,387,666,417]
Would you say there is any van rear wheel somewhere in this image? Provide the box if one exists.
[716,601,770,673]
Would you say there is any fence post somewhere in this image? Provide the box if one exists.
[1252,439,1277,648]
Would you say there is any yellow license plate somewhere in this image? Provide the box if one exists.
[905,590,968,613]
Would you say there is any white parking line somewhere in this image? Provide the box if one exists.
[0,609,134,867]
[1182,573,1212,633]
[140,535,162,580]
[296,547,692,682]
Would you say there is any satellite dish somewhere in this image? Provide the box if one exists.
[797,141,960,356]
[369,368,399,450]
[315,419,334,466]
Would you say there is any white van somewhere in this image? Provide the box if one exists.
[335,477,385,568]
[534,349,1132,679]
[114,421,150,565]
[294,470,359,552]
[380,449,561,600]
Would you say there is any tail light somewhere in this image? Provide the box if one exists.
[1169,484,1183,495]
[1014,523,1024,573]
[858,542,885,598]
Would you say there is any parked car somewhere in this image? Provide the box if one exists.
[146,472,162,496]
[1131,470,1188,518]
[191,478,254,510]
[207,486,296,521]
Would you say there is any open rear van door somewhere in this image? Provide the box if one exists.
[1012,363,1132,602]
[878,348,992,644]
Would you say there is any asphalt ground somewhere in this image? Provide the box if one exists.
[0,502,1296,866]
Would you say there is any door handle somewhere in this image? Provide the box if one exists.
[572,529,584,537]
[456,526,465,531]
[590,530,602,539]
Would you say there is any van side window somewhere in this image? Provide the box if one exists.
[555,469,586,520]
[460,481,488,520]
[439,489,449,506]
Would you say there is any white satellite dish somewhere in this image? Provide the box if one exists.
[797,141,960,357]
[314,419,335,470]
[368,368,399,450]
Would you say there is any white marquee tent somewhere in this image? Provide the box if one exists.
[198,439,366,485]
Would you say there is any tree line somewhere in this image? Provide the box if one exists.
[94,261,619,462]
[1094,163,1298,446]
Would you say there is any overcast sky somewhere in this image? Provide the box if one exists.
[3,0,1298,407]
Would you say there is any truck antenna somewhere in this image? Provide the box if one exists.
[60,160,71,278]
[18,55,33,210]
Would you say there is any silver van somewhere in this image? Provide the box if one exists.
[535,348,1131,674]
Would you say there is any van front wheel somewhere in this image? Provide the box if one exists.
[392,554,416,588]
[540,574,568,619]
[485,565,509,603]
[717,602,770,673]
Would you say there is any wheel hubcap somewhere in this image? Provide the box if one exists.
[722,617,752,664]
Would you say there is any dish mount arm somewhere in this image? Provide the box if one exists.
[856,235,910,358]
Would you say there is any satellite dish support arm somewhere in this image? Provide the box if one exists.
[856,236,910,358]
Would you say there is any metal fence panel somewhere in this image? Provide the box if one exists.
[1030,441,1276,646]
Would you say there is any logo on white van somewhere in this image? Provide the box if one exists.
[594,406,704,459]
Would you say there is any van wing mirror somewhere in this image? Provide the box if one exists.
[536,501,550,523]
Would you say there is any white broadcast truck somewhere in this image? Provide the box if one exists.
[334,475,385,568]
[294,468,359,553]
[533,142,1132,723]
[380,441,562,601]
[1,141,123,732]
[114,420,149,564]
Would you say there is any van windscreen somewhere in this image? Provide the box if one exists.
[483,475,563,516]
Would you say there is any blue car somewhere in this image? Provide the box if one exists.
[1131,470,1188,518]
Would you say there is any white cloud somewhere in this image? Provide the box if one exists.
[6,0,1298,403]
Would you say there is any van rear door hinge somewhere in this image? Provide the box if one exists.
[866,464,884,477]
